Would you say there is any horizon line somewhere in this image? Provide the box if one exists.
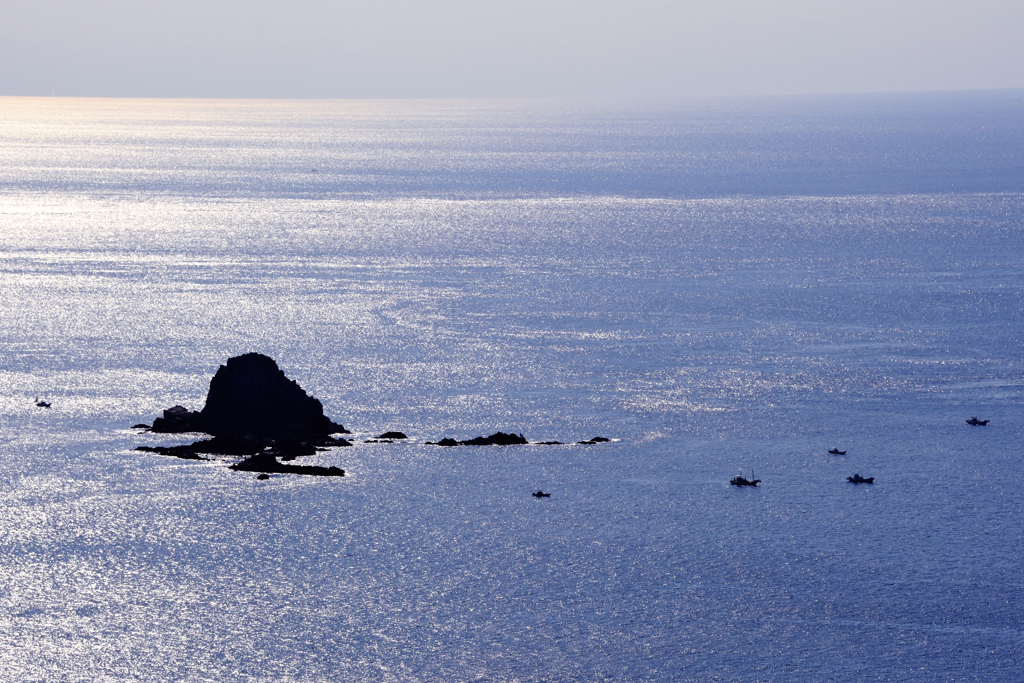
[3,86,1024,104]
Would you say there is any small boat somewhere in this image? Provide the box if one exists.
[828,448,846,455]
[847,474,874,484]
[730,474,761,487]
[35,398,51,408]
[966,417,989,426]
[532,490,551,498]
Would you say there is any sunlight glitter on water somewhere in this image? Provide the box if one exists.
[1,96,1023,680]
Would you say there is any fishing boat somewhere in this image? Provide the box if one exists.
[966,417,989,426]
[532,490,551,498]
[828,448,846,455]
[730,473,761,487]
[847,474,874,484]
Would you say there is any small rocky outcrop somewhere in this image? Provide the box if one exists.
[230,452,345,477]
[150,405,202,433]
[136,444,209,460]
[425,433,610,447]
[365,430,408,443]
[461,432,528,446]
[427,432,528,446]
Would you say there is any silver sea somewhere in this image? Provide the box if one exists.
[1,93,1022,681]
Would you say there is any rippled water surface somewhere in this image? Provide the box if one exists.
[1,94,1023,681]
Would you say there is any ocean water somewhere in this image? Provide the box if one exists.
[1,93,1023,681]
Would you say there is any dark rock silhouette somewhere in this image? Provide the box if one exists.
[426,433,609,447]
[460,432,528,446]
[145,354,348,437]
[231,452,345,477]
[427,432,528,446]
[136,444,210,460]
[136,353,350,478]
[275,437,318,460]
[151,405,202,433]
[200,353,347,437]
[137,433,347,458]
[378,431,408,440]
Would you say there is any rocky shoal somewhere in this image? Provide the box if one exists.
[134,354,610,479]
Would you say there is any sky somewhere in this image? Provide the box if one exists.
[2,0,1023,99]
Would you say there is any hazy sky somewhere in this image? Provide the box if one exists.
[3,0,1023,98]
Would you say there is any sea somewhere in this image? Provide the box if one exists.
[1,92,1023,682]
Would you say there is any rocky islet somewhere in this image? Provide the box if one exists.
[135,353,611,477]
